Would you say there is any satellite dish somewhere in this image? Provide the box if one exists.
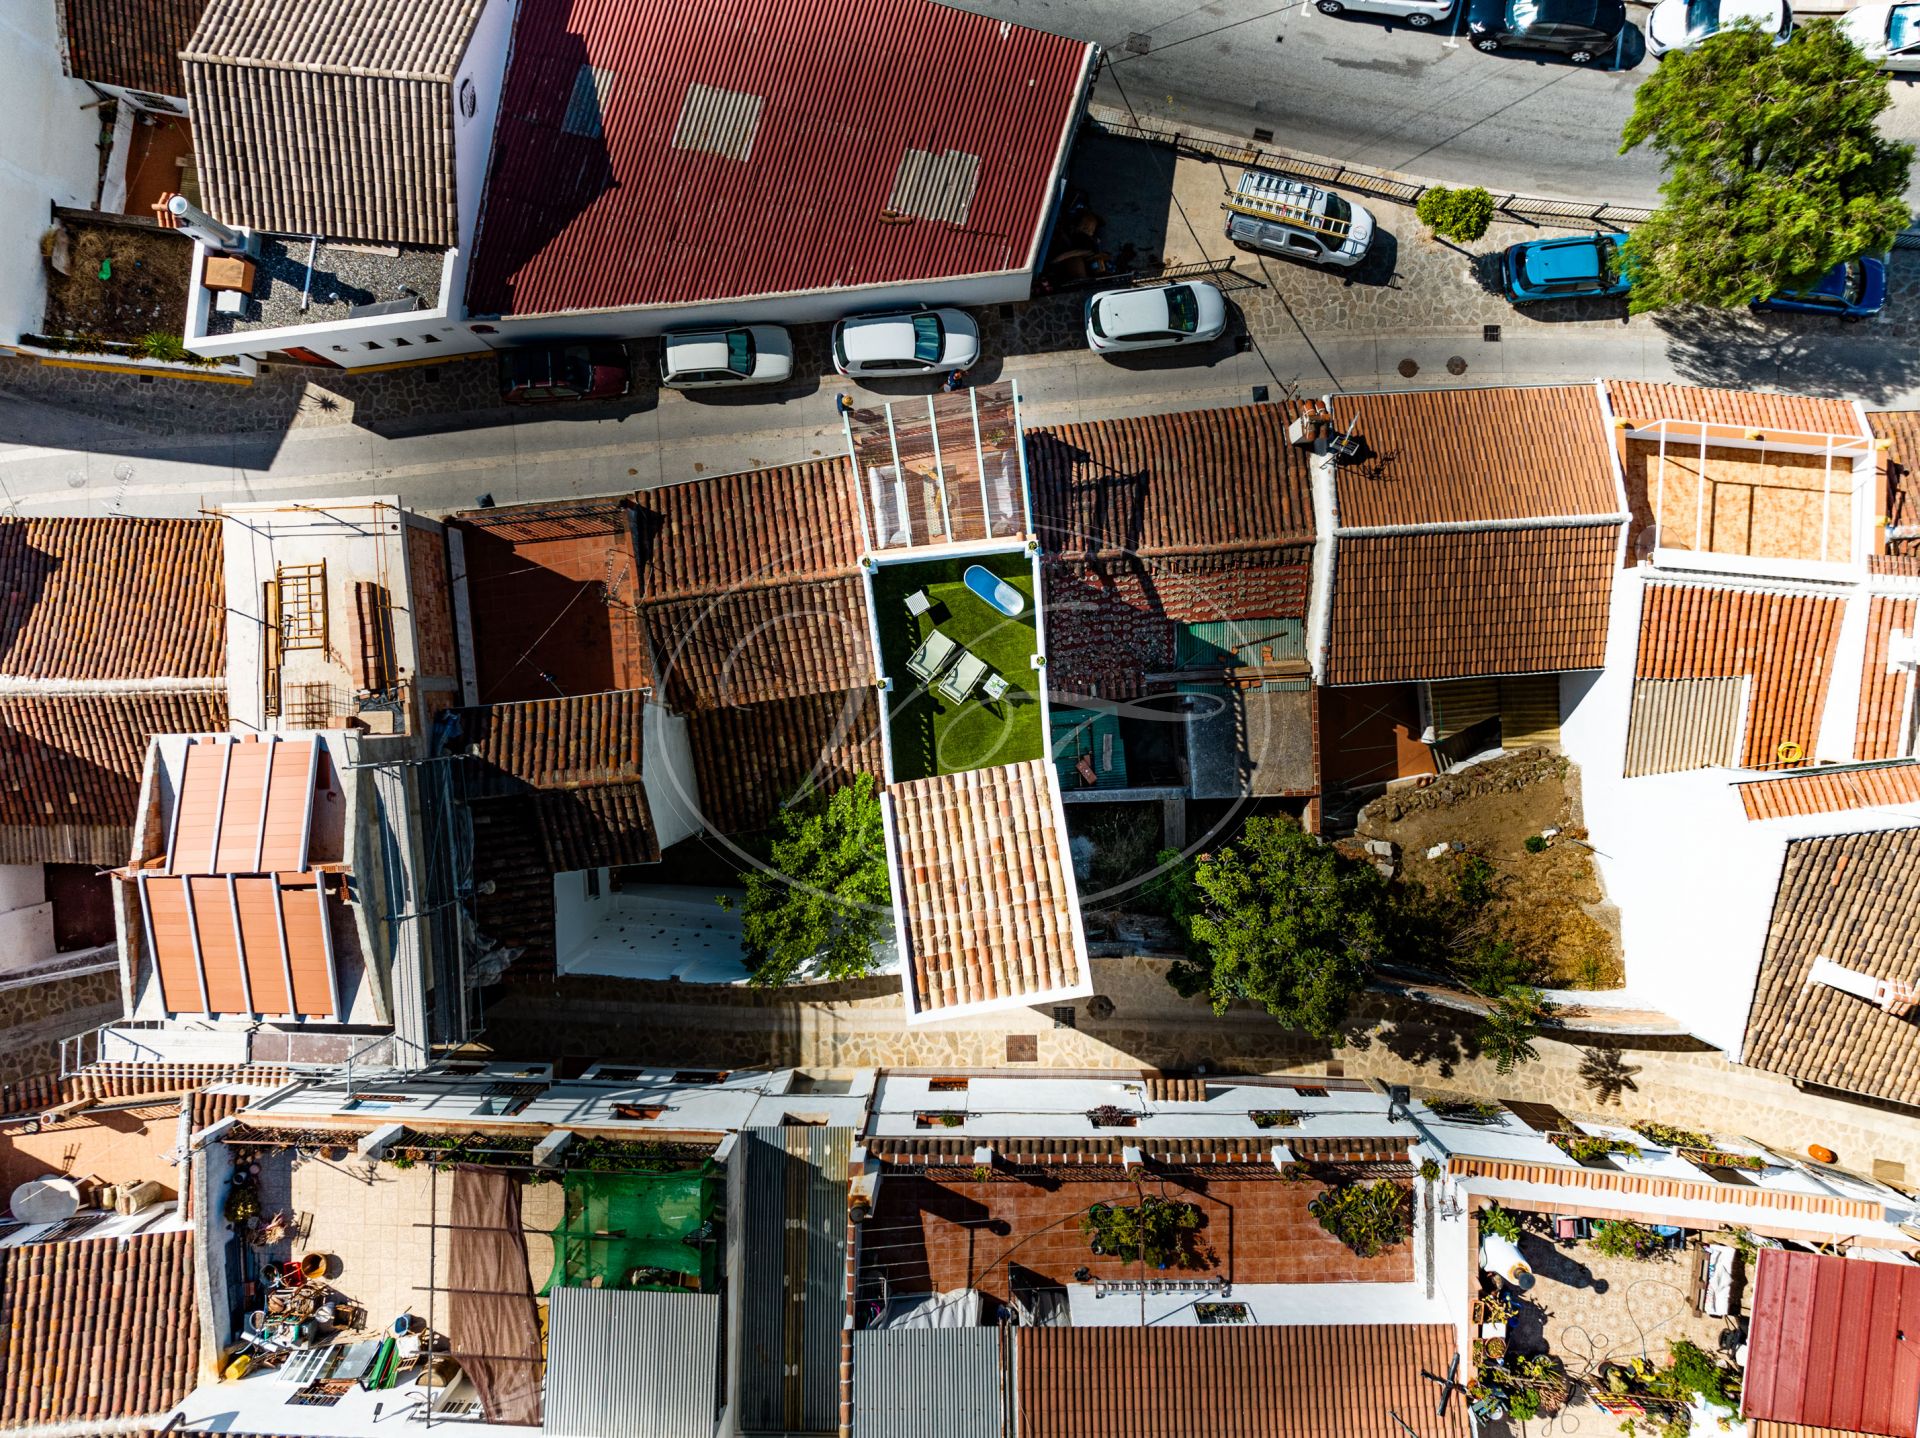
[11,1177,80,1224]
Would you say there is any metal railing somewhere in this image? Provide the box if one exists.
[1085,114,1920,247]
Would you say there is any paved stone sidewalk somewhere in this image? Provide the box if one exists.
[482,955,1920,1188]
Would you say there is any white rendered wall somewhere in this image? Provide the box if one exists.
[0,4,106,342]
[453,0,517,257]
[644,703,704,849]
[0,862,55,973]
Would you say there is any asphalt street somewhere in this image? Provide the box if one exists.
[938,0,1920,203]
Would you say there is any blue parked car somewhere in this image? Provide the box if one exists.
[1752,257,1888,320]
[1502,231,1631,303]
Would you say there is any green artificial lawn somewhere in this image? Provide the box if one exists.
[871,551,1043,781]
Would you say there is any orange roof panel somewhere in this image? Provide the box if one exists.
[260,739,315,871]
[167,741,228,874]
[187,876,247,1014]
[232,876,291,1014]
[279,876,334,1019]
[139,876,203,1015]
[213,741,270,872]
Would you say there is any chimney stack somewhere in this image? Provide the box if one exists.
[166,195,248,253]
[1809,956,1917,1018]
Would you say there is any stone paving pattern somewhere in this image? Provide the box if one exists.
[1509,1228,1741,1374]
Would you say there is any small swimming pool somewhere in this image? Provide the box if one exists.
[963,564,1025,617]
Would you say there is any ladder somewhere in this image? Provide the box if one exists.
[1221,186,1351,241]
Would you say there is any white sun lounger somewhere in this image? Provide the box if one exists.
[938,650,988,705]
[907,629,959,684]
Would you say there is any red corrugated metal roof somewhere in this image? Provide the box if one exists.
[466,0,1092,317]
[1744,1250,1920,1438]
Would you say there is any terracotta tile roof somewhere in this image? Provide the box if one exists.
[1869,411,1920,537]
[456,692,660,871]
[1326,526,1617,685]
[189,1085,258,1130]
[1446,1155,1882,1221]
[1871,554,1920,575]
[0,689,227,865]
[1634,584,1843,770]
[469,796,556,970]
[888,759,1086,1016]
[631,462,863,600]
[1027,406,1315,559]
[1858,595,1916,761]
[184,0,482,245]
[1013,1325,1467,1438]
[645,576,873,712]
[60,0,206,95]
[0,1228,198,1426]
[450,497,650,704]
[1044,549,1310,699]
[1608,381,1865,438]
[1742,827,1920,1106]
[685,688,884,835]
[0,517,223,681]
[1329,386,1618,526]
[1745,1250,1920,1438]
[1740,763,1920,821]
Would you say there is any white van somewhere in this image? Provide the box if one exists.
[1225,170,1376,269]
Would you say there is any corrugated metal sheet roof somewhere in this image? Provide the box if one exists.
[1744,1250,1920,1438]
[1013,1325,1468,1438]
[853,1329,1005,1438]
[467,0,1092,316]
[741,1127,852,1436]
[1623,676,1745,777]
[543,1286,721,1438]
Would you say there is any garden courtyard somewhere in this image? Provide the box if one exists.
[871,551,1043,782]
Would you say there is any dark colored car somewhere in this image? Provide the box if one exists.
[498,343,630,404]
[1467,0,1628,60]
[1752,256,1888,320]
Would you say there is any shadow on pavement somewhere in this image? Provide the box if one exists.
[1656,307,1920,406]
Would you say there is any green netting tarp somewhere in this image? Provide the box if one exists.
[540,1168,721,1295]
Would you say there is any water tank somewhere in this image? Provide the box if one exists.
[1479,1231,1534,1290]
[10,1177,80,1224]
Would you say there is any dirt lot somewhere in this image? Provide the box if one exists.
[1356,750,1624,990]
[41,218,193,343]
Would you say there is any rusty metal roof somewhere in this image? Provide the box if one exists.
[1744,1250,1920,1438]
[466,0,1092,316]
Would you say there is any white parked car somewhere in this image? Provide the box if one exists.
[1084,282,1228,354]
[1645,0,1791,55]
[1316,0,1454,26]
[832,308,979,376]
[660,326,793,388]
[1842,3,1920,69]
[1226,170,1376,269]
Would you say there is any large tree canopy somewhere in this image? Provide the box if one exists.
[1620,19,1912,312]
[1170,816,1389,1042]
[735,774,891,987]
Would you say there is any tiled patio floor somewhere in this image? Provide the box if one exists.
[0,1102,180,1198]
[1506,1230,1742,1374]
[860,1174,1412,1303]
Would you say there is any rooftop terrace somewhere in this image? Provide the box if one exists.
[200,237,448,338]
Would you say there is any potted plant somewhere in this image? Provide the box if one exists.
[1308,1181,1409,1258]
[1250,1110,1300,1129]
[1087,1104,1137,1129]
[1080,1196,1203,1268]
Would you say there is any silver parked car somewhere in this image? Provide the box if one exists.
[660,326,793,388]
[1225,170,1375,269]
[1084,282,1228,354]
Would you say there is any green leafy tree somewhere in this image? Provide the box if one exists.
[1481,986,1553,1075]
[1169,816,1388,1041]
[732,775,891,987]
[1416,185,1496,242]
[1619,19,1913,312]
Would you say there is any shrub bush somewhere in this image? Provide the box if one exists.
[1416,185,1496,242]
[1479,1203,1523,1242]
[1081,1196,1203,1268]
[1310,1181,1409,1257]
[1589,1218,1664,1261]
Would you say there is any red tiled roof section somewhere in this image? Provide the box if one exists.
[1742,827,1920,1107]
[1868,411,1920,540]
[1330,386,1618,526]
[1027,406,1315,558]
[0,1229,198,1425]
[686,688,883,834]
[1014,1325,1467,1438]
[1744,1250,1920,1438]
[59,0,207,96]
[631,462,863,600]
[0,689,228,865]
[449,497,648,704]
[645,576,872,712]
[1608,382,1864,438]
[889,759,1083,1015]
[460,690,645,791]
[467,0,1090,316]
[1326,526,1617,685]
[0,517,223,681]
[1635,585,1843,769]
[1857,595,1916,761]
[1740,763,1920,821]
